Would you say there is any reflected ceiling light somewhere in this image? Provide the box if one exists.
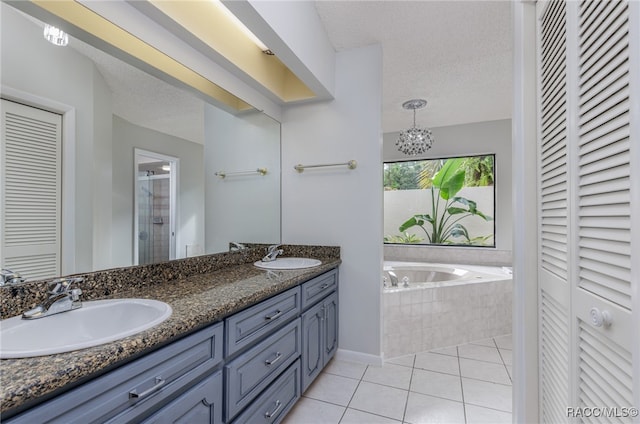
[396,99,434,156]
[43,24,69,47]
[211,0,274,55]
[161,165,171,172]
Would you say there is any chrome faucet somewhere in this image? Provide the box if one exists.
[22,277,84,320]
[387,271,399,287]
[1,269,25,286]
[230,242,247,252]
[262,244,283,262]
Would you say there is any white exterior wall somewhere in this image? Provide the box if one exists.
[384,187,496,245]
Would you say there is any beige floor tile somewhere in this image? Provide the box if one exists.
[459,358,511,385]
[304,373,360,406]
[404,391,465,424]
[363,363,413,390]
[468,338,496,348]
[348,381,408,421]
[461,378,512,412]
[410,369,463,402]
[323,359,368,380]
[414,351,460,375]
[499,348,512,365]
[428,345,458,357]
[340,408,402,423]
[465,404,512,423]
[282,397,345,424]
[457,343,502,364]
[385,354,415,368]
[494,334,512,350]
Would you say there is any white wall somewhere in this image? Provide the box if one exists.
[384,187,495,245]
[281,45,383,360]
[111,115,204,267]
[204,105,281,253]
[383,119,512,263]
[1,4,113,273]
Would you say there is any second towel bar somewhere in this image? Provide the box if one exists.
[294,160,357,173]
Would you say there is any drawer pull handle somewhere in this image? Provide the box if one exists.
[129,377,165,400]
[264,400,282,418]
[320,283,330,289]
[265,310,282,320]
[265,351,282,366]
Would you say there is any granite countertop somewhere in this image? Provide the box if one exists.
[0,258,340,416]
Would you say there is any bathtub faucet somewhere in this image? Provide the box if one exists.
[387,271,399,287]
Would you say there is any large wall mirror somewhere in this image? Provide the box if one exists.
[0,3,281,280]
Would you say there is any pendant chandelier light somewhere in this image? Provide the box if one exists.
[396,99,434,155]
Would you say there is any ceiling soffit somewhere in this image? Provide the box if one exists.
[11,0,317,113]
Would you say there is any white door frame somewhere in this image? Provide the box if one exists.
[512,1,540,423]
[133,148,178,265]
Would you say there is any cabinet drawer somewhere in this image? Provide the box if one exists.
[232,360,301,424]
[7,322,224,424]
[225,286,300,356]
[141,370,223,424]
[225,319,301,421]
[301,269,337,310]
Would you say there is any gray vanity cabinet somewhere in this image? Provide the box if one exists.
[4,267,339,424]
[142,370,223,424]
[232,360,301,424]
[6,322,224,424]
[224,318,301,421]
[300,270,339,392]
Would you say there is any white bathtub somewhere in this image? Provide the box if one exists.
[383,261,512,359]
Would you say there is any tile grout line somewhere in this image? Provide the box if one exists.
[399,354,417,423]
[457,345,469,424]
[338,365,368,423]
[494,337,513,385]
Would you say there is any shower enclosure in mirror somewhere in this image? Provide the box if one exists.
[0,2,281,277]
[134,150,178,265]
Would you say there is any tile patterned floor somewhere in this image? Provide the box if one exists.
[282,334,512,424]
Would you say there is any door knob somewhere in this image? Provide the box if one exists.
[589,307,612,328]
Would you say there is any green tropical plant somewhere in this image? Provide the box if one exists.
[398,158,493,244]
[384,232,424,244]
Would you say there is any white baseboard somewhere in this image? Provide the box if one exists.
[334,348,383,366]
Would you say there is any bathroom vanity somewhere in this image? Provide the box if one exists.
[0,248,340,424]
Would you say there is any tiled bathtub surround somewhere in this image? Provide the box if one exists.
[384,245,512,267]
[0,244,339,319]
[383,264,512,359]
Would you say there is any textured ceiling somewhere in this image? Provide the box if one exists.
[22,1,512,141]
[71,38,205,145]
[314,1,513,133]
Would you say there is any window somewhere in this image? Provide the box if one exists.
[384,155,495,247]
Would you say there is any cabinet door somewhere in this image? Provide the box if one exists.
[323,292,338,365]
[142,371,223,424]
[301,301,324,392]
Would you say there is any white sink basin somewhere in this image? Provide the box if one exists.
[0,299,172,358]
[254,257,322,270]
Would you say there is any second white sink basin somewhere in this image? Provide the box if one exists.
[254,257,322,270]
[0,298,172,359]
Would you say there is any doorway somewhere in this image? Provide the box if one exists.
[134,149,178,265]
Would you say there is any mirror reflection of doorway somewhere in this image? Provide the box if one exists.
[134,149,178,265]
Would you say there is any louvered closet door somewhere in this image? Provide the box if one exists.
[536,0,637,422]
[537,1,571,422]
[1,99,61,279]
[574,0,634,416]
